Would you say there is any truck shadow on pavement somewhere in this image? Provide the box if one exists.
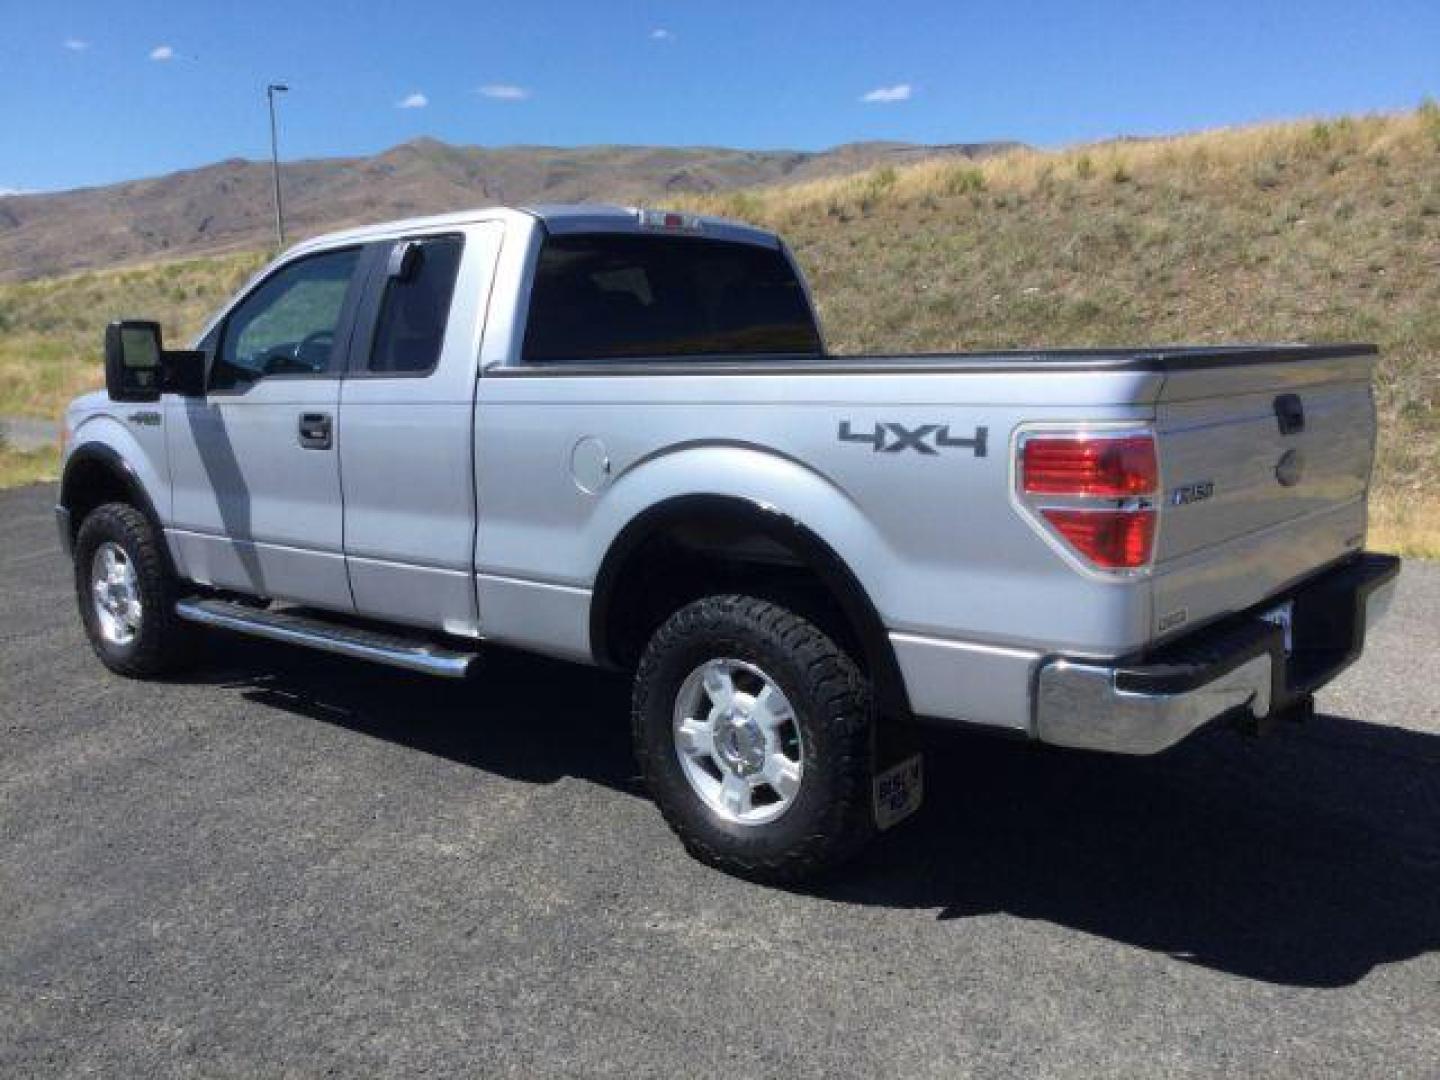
[837,716,1440,989]
[201,636,1439,990]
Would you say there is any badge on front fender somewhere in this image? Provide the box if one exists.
[873,754,924,830]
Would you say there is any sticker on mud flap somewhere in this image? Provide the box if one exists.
[873,754,923,830]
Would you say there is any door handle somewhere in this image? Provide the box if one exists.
[298,412,333,449]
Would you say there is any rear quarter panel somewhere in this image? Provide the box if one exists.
[473,368,1165,675]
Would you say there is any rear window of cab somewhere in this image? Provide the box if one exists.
[522,233,822,363]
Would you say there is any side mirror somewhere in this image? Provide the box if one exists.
[105,320,163,402]
[104,320,206,402]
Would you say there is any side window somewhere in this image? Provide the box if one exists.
[366,236,464,375]
[212,248,361,390]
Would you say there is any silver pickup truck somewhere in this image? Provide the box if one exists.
[58,204,1399,880]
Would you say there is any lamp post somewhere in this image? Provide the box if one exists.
[266,83,289,250]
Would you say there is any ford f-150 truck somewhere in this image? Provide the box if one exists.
[58,204,1400,881]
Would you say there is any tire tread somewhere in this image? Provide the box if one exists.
[632,594,874,882]
[74,502,198,678]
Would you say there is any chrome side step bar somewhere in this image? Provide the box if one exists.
[175,598,479,678]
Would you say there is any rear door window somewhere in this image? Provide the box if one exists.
[522,234,821,363]
[365,235,465,376]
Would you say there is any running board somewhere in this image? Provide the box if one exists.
[175,598,479,678]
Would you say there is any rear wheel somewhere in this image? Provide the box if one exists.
[74,502,199,678]
[632,595,876,882]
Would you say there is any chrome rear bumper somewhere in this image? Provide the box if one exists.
[1034,552,1400,755]
[1037,653,1274,755]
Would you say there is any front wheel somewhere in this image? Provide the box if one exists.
[74,502,199,678]
[631,595,876,882]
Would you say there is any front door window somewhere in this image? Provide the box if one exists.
[212,248,361,390]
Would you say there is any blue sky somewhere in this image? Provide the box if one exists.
[2,0,1437,193]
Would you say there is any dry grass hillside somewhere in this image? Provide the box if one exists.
[0,252,265,419]
[1,106,1436,551]
[683,106,1440,553]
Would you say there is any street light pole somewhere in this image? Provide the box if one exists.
[266,83,289,250]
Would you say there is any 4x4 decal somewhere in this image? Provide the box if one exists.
[838,421,988,458]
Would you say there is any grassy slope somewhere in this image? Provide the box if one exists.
[0,251,266,418]
[685,107,1440,555]
[0,442,60,487]
[0,251,266,489]
[1,108,1436,551]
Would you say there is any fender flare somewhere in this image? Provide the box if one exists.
[590,493,911,719]
[58,442,165,546]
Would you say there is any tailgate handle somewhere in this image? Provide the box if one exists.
[1274,394,1305,435]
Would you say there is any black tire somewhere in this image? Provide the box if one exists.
[73,502,199,678]
[632,595,876,882]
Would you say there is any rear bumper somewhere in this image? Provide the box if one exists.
[1035,552,1400,755]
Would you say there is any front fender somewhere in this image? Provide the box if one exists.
[64,413,169,521]
[59,412,171,563]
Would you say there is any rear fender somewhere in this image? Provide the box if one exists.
[588,444,909,717]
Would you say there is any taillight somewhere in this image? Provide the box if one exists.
[1017,429,1159,573]
[1039,509,1157,569]
[1022,435,1157,497]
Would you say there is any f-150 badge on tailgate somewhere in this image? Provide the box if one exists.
[1170,480,1215,506]
[838,421,988,457]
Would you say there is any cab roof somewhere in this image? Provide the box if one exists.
[287,203,780,258]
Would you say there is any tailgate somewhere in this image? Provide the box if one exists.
[1150,347,1378,637]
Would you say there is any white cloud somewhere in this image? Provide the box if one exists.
[62,39,89,52]
[650,28,674,41]
[860,83,912,104]
[0,187,31,197]
[397,92,429,109]
[149,44,174,61]
[477,84,530,101]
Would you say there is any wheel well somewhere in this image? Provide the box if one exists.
[60,447,162,550]
[592,497,911,719]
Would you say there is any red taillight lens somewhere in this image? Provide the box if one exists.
[1022,435,1158,498]
[1017,429,1160,572]
[1040,509,1156,569]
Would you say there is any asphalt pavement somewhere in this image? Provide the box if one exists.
[2,482,1436,1077]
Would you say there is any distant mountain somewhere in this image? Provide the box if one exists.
[0,138,1020,281]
